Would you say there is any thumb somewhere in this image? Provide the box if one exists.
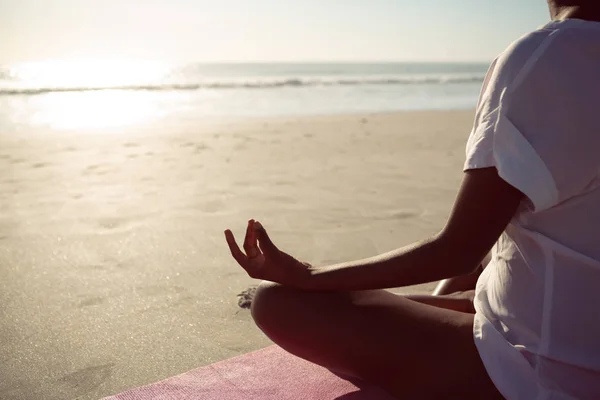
[253,221,278,253]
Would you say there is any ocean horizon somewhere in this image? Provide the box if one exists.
[0,61,489,132]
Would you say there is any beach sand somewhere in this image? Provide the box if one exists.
[0,110,474,400]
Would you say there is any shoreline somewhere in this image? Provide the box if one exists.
[0,107,476,139]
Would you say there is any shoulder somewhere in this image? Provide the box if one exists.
[476,28,555,106]
[502,28,555,62]
[491,27,558,89]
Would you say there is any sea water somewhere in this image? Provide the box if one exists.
[0,60,489,132]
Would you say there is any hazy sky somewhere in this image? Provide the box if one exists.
[1,0,551,63]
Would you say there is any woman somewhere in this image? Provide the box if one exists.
[225,2,600,398]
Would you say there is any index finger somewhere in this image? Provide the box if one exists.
[224,230,248,267]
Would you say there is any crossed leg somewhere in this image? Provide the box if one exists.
[250,267,502,399]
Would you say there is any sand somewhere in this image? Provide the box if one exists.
[0,110,475,400]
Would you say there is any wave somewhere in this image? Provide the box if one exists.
[0,75,485,95]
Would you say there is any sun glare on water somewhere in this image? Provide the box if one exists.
[29,90,162,131]
[12,59,170,131]
[15,58,169,89]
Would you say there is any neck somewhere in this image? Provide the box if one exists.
[547,1,600,21]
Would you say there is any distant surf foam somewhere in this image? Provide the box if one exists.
[0,74,485,95]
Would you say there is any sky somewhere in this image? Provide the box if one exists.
[1,0,551,64]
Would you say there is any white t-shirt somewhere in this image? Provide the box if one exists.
[466,19,600,400]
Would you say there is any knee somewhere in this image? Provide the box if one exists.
[250,281,297,332]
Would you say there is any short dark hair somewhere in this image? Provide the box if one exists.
[556,0,597,5]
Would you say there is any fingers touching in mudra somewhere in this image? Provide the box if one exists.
[224,220,312,287]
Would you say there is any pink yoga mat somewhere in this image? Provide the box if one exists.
[103,345,396,400]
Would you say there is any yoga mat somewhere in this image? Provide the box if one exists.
[103,345,396,399]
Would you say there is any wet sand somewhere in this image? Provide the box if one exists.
[0,110,474,399]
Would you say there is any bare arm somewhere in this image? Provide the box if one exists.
[304,167,523,291]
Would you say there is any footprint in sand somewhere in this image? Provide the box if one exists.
[57,363,115,396]
[237,287,257,309]
[388,209,421,220]
[78,296,105,308]
[97,214,150,232]
[98,217,122,230]
[370,209,422,221]
[84,164,108,176]
[197,199,225,214]
[195,143,210,152]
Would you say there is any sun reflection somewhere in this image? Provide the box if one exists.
[13,58,169,89]
[8,58,171,131]
[30,90,162,130]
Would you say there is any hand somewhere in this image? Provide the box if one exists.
[224,220,312,287]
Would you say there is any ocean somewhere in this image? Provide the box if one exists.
[0,61,489,132]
